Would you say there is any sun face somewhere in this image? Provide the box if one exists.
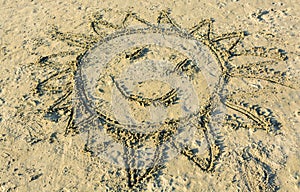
[28,9,295,191]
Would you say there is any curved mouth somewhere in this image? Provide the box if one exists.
[112,76,180,107]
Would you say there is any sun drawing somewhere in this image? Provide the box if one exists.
[30,9,294,191]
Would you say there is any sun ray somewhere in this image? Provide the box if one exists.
[233,46,288,61]
[180,129,216,172]
[223,98,281,133]
[229,60,294,88]
[49,26,99,49]
[234,146,279,191]
[128,12,156,28]
[123,146,164,190]
[189,19,213,36]
[157,10,182,31]
[36,68,72,92]
[212,31,246,53]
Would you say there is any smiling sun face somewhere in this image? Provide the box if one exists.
[27,9,295,191]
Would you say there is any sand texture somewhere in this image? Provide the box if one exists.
[0,0,299,191]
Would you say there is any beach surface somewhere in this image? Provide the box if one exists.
[0,0,299,191]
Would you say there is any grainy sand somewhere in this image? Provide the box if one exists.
[0,0,299,191]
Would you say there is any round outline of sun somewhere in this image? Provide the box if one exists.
[73,25,228,175]
[28,9,294,191]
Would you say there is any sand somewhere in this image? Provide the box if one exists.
[0,0,299,191]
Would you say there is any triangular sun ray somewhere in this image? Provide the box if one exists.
[157,10,182,31]
[229,60,294,88]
